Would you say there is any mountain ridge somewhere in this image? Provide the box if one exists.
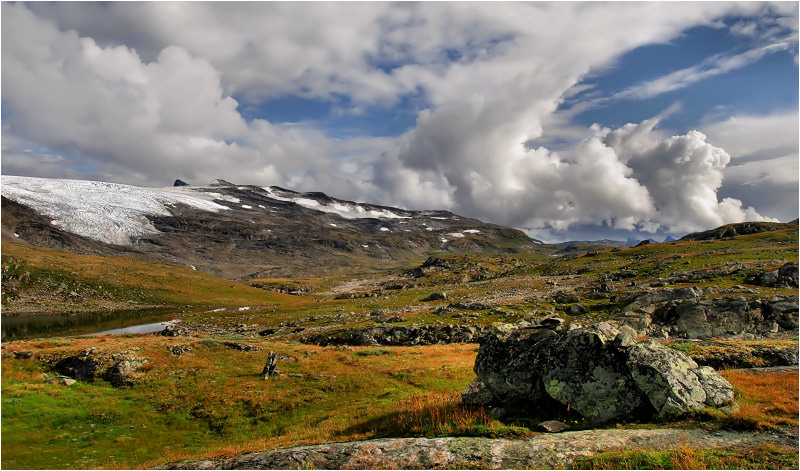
[1,175,539,279]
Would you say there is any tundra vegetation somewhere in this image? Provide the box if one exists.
[1,223,798,469]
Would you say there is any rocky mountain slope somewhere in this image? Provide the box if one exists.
[1,176,538,278]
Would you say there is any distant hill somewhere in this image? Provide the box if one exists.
[680,221,799,241]
[1,176,539,279]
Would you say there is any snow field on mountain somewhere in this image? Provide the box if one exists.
[1,176,230,245]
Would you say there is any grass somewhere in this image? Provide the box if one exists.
[1,242,298,314]
[3,333,798,469]
[718,369,799,430]
[1,339,486,469]
[573,443,799,469]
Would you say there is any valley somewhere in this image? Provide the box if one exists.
[1,177,798,469]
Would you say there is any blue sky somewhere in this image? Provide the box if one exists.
[2,2,798,242]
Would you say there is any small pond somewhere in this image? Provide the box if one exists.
[1,308,181,341]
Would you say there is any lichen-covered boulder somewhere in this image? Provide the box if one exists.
[626,340,733,415]
[469,321,736,424]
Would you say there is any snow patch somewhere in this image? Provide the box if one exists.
[205,192,240,203]
[241,204,252,209]
[463,229,481,234]
[262,186,411,220]
[379,227,390,232]
[447,232,466,238]
[1,176,231,245]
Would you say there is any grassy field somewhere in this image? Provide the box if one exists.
[1,335,798,469]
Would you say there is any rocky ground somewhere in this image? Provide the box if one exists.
[162,424,799,470]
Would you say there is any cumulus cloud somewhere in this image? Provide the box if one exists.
[703,112,799,223]
[1,1,793,242]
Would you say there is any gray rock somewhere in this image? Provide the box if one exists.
[746,262,798,288]
[223,342,262,352]
[461,379,495,405]
[537,420,570,433]
[470,323,736,425]
[626,341,732,415]
[170,345,192,356]
[54,355,101,382]
[159,324,190,337]
[540,317,565,329]
[12,350,34,359]
[104,358,147,388]
[567,303,588,316]
[422,292,447,302]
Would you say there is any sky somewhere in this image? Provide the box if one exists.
[1,1,798,243]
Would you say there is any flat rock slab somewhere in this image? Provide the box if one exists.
[159,427,797,470]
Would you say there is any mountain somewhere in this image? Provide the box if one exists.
[0,176,539,279]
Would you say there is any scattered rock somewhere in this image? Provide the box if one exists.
[223,342,262,352]
[421,292,447,302]
[104,357,147,388]
[537,420,570,433]
[159,324,190,337]
[12,350,34,359]
[746,262,799,288]
[169,345,193,356]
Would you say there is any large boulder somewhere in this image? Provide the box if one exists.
[468,322,736,424]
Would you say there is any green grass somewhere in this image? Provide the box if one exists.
[2,242,298,314]
[1,338,486,469]
[3,334,798,469]
[573,443,799,469]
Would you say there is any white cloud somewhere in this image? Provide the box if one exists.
[2,1,794,240]
[703,112,799,222]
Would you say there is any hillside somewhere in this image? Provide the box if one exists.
[1,176,539,279]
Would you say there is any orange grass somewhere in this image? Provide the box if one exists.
[721,369,799,430]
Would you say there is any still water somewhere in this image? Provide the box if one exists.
[1,308,181,341]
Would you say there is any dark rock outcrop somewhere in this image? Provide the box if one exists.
[50,349,148,388]
[745,262,798,288]
[223,341,262,352]
[54,354,101,382]
[467,322,736,424]
[303,324,487,347]
[614,288,798,339]
[104,357,147,388]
